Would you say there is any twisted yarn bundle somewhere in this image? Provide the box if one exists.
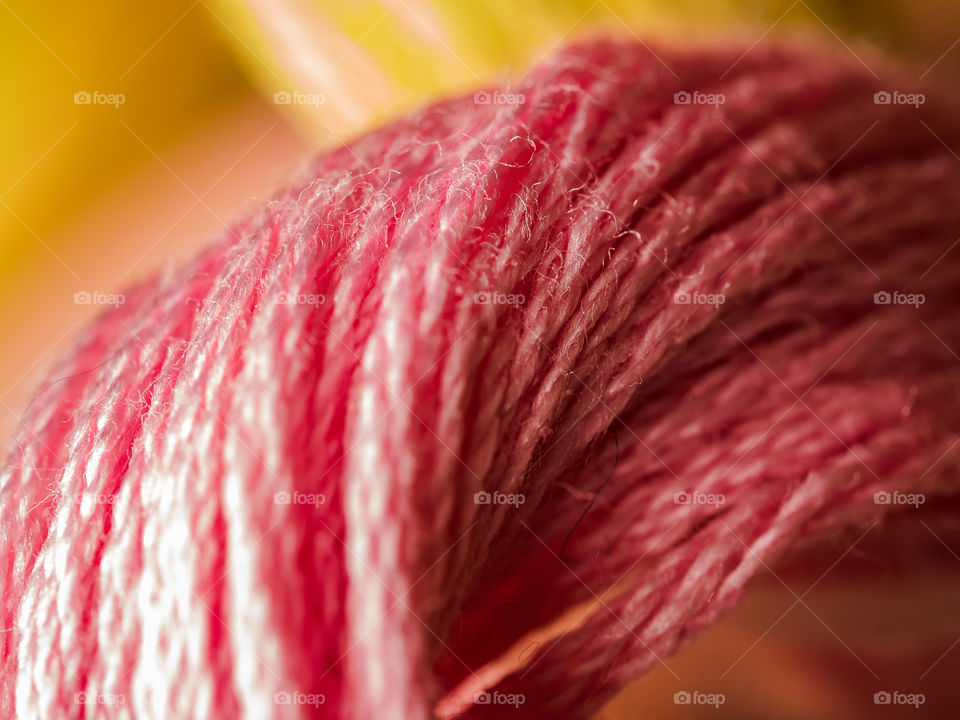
[3,39,960,719]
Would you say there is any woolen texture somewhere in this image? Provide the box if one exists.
[2,39,960,719]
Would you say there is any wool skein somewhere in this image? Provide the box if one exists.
[3,38,960,720]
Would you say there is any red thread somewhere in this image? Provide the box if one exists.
[3,39,960,719]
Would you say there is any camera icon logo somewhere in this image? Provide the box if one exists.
[673,491,690,505]
[674,291,691,304]
[74,692,89,704]
[474,91,492,105]
[74,291,92,305]
[74,91,92,105]
[874,491,891,505]
[874,91,892,105]
[638,157,660,177]
[474,491,491,505]
[674,91,691,105]
[873,291,891,304]
[274,691,292,705]
[874,691,892,705]
[473,291,490,304]
[274,91,292,105]
[674,691,692,704]
[474,691,491,704]
[274,491,292,505]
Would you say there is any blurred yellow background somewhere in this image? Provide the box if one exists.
[1,1,959,717]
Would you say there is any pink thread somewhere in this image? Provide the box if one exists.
[3,39,960,719]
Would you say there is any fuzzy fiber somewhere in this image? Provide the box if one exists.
[2,39,960,719]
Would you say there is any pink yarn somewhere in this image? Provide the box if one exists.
[3,38,960,719]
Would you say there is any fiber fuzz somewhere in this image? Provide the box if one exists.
[3,39,960,719]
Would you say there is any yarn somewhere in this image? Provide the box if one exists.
[3,38,960,719]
